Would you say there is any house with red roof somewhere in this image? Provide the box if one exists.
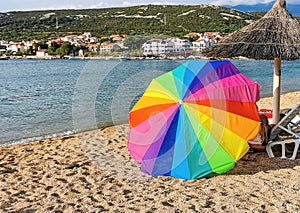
[36,49,48,57]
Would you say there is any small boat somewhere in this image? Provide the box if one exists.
[0,56,9,60]
[120,54,131,60]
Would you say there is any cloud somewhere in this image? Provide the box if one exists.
[1,0,300,12]
[91,1,177,8]
[212,0,300,6]
[90,1,134,9]
[148,1,177,5]
[211,0,274,6]
[91,2,111,9]
[122,1,132,7]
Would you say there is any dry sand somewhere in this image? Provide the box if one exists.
[0,91,299,212]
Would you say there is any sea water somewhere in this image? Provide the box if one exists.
[0,58,299,146]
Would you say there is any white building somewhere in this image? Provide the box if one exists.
[0,40,7,53]
[192,38,214,51]
[23,40,38,51]
[185,32,222,51]
[87,43,100,52]
[83,32,92,38]
[6,42,25,52]
[88,37,99,43]
[142,38,192,57]
[169,38,192,53]
[86,43,124,53]
[36,49,48,57]
[100,43,123,53]
[0,40,8,45]
[142,39,166,56]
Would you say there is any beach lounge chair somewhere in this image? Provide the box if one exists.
[266,104,300,160]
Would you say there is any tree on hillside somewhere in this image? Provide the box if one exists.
[55,42,72,56]
[33,41,48,51]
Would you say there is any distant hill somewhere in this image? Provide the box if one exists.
[0,4,260,41]
[224,1,300,16]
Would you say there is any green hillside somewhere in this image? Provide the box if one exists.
[0,4,262,41]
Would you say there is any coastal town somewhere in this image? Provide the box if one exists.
[0,31,223,59]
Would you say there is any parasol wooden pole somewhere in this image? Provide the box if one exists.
[272,57,282,124]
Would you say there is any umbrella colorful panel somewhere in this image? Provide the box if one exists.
[128,60,261,180]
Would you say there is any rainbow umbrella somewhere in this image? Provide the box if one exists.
[128,60,260,180]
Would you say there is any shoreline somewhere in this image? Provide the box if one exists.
[1,91,299,148]
[0,91,299,211]
[4,55,208,61]
[8,55,300,61]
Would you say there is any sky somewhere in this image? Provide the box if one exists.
[0,0,299,12]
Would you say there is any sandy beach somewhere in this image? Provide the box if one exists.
[0,91,299,212]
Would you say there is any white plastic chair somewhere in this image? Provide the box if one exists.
[266,104,300,160]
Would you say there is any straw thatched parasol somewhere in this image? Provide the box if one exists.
[202,0,300,124]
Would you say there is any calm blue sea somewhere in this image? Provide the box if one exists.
[1,58,300,146]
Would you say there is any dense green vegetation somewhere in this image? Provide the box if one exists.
[0,5,263,41]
